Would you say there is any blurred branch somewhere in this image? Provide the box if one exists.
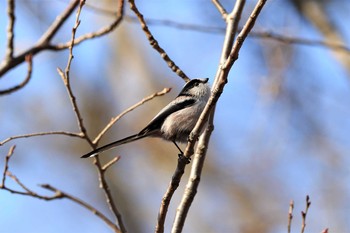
[301,195,311,233]
[82,2,350,54]
[102,156,121,171]
[287,200,294,233]
[41,184,121,233]
[0,0,123,78]
[0,54,32,95]
[5,0,15,62]
[93,87,172,145]
[50,0,124,51]
[1,145,15,187]
[0,131,83,146]
[0,0,80,77]
[212,0,228,19]
[0,146,121,232]
[128,0,190,83]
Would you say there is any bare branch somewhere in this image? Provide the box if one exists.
[102,156,121,171]
[155,155,189,233]
[93,156,127,233]
[51,0,124,51]
[56,0,92,146]
[171,109,215,233]
[128,0,190,83]
[219,0,245,65]
[36,0,80,45]
[93,87,171,144]
[41,184,121,233]
[301,195,311,233]
[1,145,15,188]
[5,0,15,62]
[212,0,228,19]
[0,131,83,146]
[288,200,294,233]
[0,0,80,77]
[0,54,33,95]
[0,149,120,233]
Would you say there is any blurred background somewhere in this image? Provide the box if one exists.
[1,0,350,232]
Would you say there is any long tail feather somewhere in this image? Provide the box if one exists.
[81,133,148,158]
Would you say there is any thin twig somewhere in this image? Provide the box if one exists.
[93,156,127,232]
[41,184,121,232]
[0,54,33,95]
[212,0,228,19]
[93,87,171,144]
[37,0,80,45]
[288,200,294,233]
[128,0,190,82]
[301,195,311,233]
[102,156,121,171]
[51,0,124,51]
[1,145,15,188]
[5,0,15,62]
[0,131,83,146]
[57,0,92,146]
[1,167,120,232]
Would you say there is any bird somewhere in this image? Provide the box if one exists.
[81,78,211,158]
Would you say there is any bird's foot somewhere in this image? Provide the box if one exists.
[178,153,191,164]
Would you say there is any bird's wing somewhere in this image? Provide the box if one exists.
[138,97,196,135]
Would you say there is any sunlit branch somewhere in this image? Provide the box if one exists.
[128,0,190,83]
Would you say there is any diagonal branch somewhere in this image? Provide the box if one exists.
[1,145,15,188]
[5,0,15,62]
[93,87,171,144]
[171,110,215,233]
[128,0,190,82]
[93,156,127,232]
[169,0,268,232]
[212,0,228,19]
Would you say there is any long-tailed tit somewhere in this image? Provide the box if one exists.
[81,78,210,158]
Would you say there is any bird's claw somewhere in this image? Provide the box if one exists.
[178,153,191,164]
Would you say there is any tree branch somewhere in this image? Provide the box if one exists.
[5,0,15,62]
[171,110,215,233]
[212,0,228,19]
[0,131,83,146]
[0,0,80,77]
[128,0,190,83]
[0,54,33,95]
